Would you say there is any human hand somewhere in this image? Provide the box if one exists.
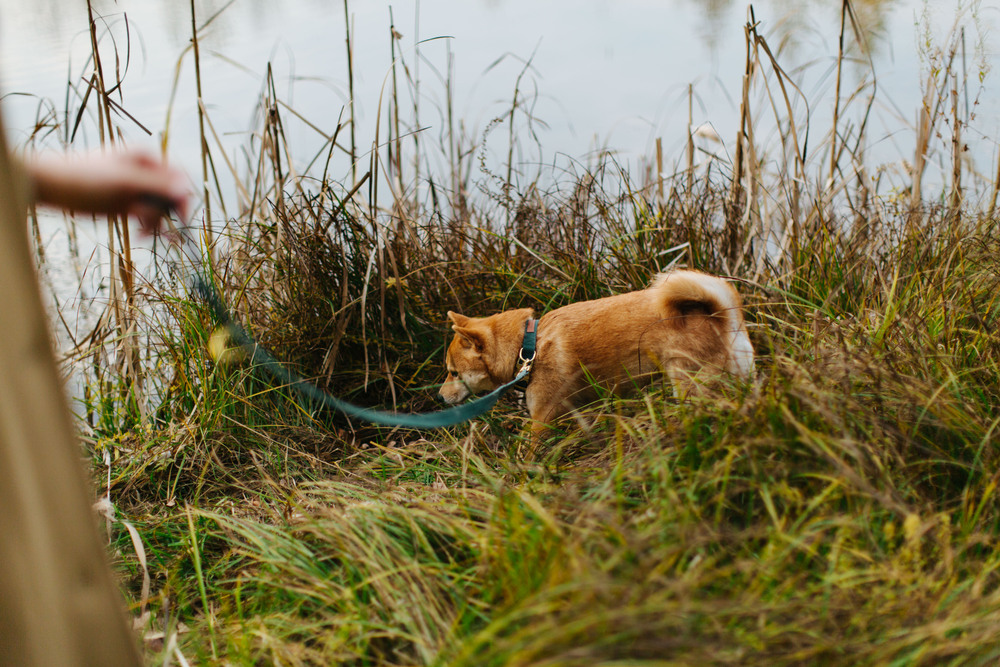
[26,151,192,237]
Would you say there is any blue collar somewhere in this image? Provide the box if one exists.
[513,318,537,390]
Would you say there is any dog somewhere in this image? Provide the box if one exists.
[438,270,754,440]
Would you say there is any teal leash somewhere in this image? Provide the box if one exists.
[192,274,537,429]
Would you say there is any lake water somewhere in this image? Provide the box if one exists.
[4,1,999,182]
[1,0,999,361]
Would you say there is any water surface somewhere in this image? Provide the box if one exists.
[4,0,996,179]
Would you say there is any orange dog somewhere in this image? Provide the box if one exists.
[439,270,754,439]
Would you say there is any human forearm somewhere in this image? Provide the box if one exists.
[26,151,190,235]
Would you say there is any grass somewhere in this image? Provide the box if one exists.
[29,0,1000,664]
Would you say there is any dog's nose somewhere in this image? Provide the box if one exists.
[436,390,449,405]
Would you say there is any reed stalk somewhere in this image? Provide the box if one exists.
[86,0,142,416]
[344,0,357,185]
[190,0,212,251]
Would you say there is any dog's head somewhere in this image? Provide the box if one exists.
[438,311,497,404]
[439,308,536,404]
[438,311,500,404]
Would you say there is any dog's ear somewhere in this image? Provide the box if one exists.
[448,312,486,351]
[452,326,485,352]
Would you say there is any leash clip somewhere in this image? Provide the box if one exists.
[517,349,536,376]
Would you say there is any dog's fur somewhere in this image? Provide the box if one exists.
[439,270,754,440]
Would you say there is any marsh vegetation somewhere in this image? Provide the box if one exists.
[14,0,1000,664]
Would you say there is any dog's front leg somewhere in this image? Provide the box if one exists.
[523,383,580,452]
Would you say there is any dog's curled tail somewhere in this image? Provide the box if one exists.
[650,270,755,377]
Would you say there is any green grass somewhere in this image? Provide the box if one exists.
[45,1,1000,664]
[97,184,1000,665]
